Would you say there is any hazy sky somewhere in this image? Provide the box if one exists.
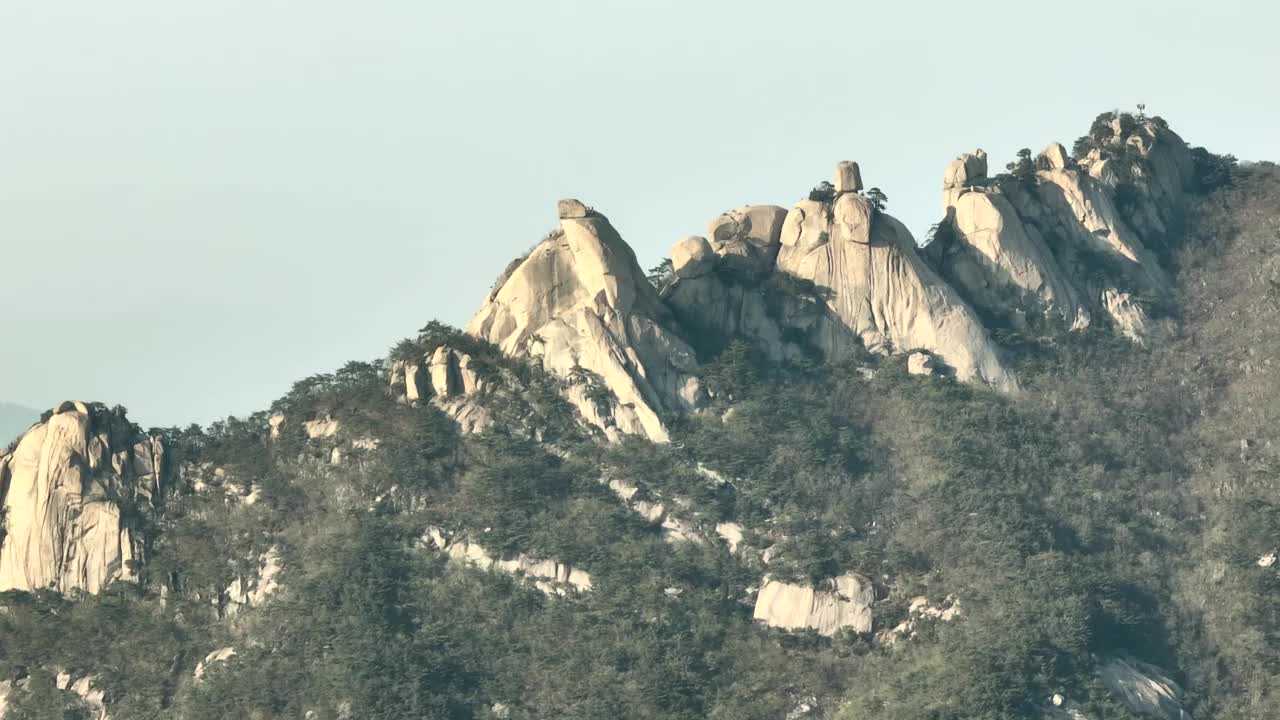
[2,1,1275,429]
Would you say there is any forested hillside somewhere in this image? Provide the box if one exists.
[0,115,1276,720]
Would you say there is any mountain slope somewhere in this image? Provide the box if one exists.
[0,112,1271,720]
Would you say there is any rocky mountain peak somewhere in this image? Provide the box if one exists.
[466,199,704,442]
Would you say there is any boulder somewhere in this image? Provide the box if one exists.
[52,673,108,720]
[834,161,863,193]
[907,352,936,376]
[707,205,788,249]
[943,150,988,208]
[944,150,988,189]
[706,205,788,274]
[716,522,745,553]
[777,192,1018,393]
[467,202,703,442]
[1040,142,1072,170]
[752,573,874,636]
[557,198,590,219]
[0,403,167,594]
[671,235,717,279]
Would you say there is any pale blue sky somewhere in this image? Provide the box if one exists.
[2,0,1275,428]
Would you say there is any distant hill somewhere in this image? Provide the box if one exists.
[0,401,40,445]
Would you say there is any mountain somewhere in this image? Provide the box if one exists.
[0,402,39,446]
[0,111,1274,720]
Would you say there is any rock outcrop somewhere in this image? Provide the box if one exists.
[907,351,937,377]
[715,522,744,553]
[934,164,1091,328]
[752,573,874,636]
[929,117,1192,344]
[1099,658,1191,720]
[671,235,717,279]
[56,673,108,720]
[389,346,493,433]
[194,647,237,682]
[0,402,166,594]
[706,205,788,275]
[223,546,282,616]
[943,150,988,208]
[665,204,830,365]
[602,476,708,545]
[776,189,1018,391]
[876,595,962,646]
[1025,165,1170,293]
[0,672,109,719]
[467,200,703,442]
[423,527,592,595]
[303,414,339,439]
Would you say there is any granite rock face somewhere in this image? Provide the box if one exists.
[0,402,166,594]
[776,191,1018,392]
